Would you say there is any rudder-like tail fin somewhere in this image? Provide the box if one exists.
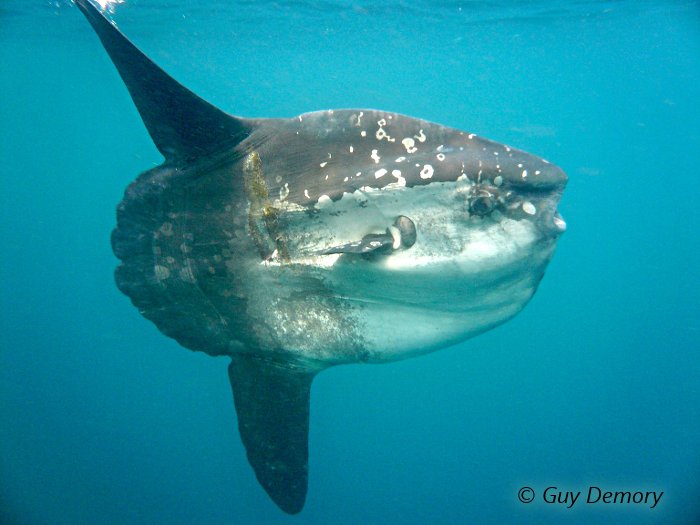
[75,0,252,163]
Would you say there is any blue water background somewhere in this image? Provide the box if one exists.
[1,1,699,523]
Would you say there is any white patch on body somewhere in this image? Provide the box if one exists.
[420,164,434,179]
[402,138,417,153]
[279,183,290,200]
[522,201,536,215]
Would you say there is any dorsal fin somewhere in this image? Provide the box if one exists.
[75,0,252,163]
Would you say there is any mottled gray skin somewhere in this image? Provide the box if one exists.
[77,0,566,515]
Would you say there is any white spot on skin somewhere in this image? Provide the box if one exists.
[494,176,503,186]
[354,111,364,127]
[361,130,367,137]
[320,162,328,168]
[535,170,541,175]
[376,119,396,142]
[395,156,406,162]
[468,133,476,139]
[437,144,444,151]
[159,222,173,236]
[298,116,303,122]
[420,164,434,179]
[553,215,567,231]
[436,153,446,161]
[389,168,404,182]
[375,168,388,179]
[414,129,426,143]
[402,138,417,153]
[521,170,528,179]
[371,149,381,163]
[343,176,349,182]
[279,183,290,200]
[304,189,310,199]
[522,201,536,215]
[317,194,332,208]
[356,172,362,177]
[154,265,170,280]
[178,265,196,283]
[350,146,354,153]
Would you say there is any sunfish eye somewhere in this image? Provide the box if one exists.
[469,189,496,216]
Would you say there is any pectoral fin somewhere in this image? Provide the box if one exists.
[321,232,395,255]
[228,355,317,514]
[320,215,417,256]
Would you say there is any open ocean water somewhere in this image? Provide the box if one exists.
[1,0,699,523]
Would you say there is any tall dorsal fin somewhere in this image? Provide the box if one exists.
[228,355,317,514]
[75,0,252,163]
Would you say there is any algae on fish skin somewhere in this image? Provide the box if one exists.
[243,151,290,262]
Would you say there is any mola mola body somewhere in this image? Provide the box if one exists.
[75,0,567,513]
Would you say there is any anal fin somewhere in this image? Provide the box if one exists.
[228,355,317,514]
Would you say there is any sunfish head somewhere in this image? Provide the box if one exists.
[247,110,568,363]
